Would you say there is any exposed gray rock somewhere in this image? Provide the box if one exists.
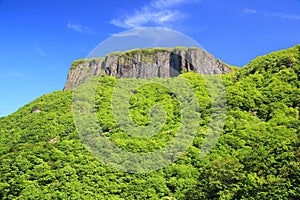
[64,47,232,90]
[31,109,41,113]
[48,137,58,144]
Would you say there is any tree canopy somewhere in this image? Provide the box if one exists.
[0,45,299,199]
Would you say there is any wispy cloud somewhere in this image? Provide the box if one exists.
[0,71,23,79]
[244,8,257,14]
[111,9,184,29]
[111,30,144,37]
[243,8,300,21]
[67,22,93,33]
[264,12,300,20]
[150,0,197,9]
[110,0,200,29]
[33,45,47,57]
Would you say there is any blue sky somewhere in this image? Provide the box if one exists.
[0,0,300,117]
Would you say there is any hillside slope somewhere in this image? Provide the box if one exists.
[0,45,299,199]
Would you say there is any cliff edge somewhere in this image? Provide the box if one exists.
[64,47,232,90]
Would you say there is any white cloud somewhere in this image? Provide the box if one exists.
[111,8,184,29]
[243,8,300,21]
[110,0,199,29]
[265,12,300,20]
[67,22,93,33]
[154,0,201,8]
[0,71,23,79]
[34,45,46,57]
[150,0,193,9]
[111,30,143,37]
[244,8,257,14]
[111,27,179,39]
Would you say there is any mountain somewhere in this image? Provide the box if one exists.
[64,47,232,90]
[0,45,299,199]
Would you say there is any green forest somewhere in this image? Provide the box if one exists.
[0,45,299,199]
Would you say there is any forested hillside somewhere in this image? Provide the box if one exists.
[0,45,299,199]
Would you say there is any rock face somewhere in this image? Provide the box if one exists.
[64,47,232,90]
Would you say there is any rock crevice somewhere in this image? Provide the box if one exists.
[64,47,232,90]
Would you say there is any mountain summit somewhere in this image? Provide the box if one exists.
[64,47,232,90]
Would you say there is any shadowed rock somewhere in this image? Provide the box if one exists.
[64,47,232,90]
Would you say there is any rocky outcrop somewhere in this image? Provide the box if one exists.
[64,47,232,90]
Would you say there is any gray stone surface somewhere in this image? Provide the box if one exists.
[64,47,232,90]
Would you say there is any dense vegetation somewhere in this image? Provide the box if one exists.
[0,45,299,199]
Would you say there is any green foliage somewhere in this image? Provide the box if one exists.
[0,45,300,199]
[70,58,104,70]
[105,47,172,58]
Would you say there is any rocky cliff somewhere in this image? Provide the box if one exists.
[64,47,232,90]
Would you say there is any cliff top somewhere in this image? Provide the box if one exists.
[64,46,232,90]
